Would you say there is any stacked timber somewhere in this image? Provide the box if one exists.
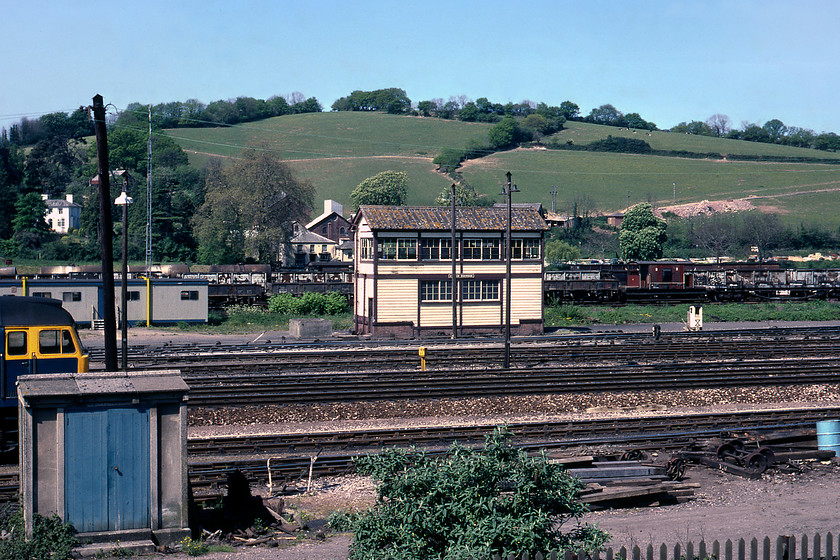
[548,455,697,510]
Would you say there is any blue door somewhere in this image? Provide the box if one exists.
[65,407,150,532]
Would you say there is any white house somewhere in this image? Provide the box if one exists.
[43,194,81,234]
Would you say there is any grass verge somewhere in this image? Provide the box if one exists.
[545,300,840,328]
[156,305,353,334]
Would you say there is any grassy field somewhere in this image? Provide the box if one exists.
[165,112,840,225]
[556,121,840,159]
[167,112,492,165]
[460,149,840,226]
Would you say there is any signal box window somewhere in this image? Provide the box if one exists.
[62,292,82,302]
[32,291,52,298]
[127,291,141,301]
[181,290,199,300]
[39,329,62,354]
[7,331,27,356]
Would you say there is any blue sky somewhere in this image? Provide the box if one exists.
[3,0,839,135]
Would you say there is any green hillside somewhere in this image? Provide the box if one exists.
[165,112,840,225]
[557,121,840,159]
[459,149,840,226]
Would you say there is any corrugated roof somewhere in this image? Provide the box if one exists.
[358,206,547,232]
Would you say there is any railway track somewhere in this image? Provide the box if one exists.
[182,357,840,406]
[3,406,831,504]
[186,405,840,495]
[86,325,840,369]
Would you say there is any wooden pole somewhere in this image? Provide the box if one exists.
[92,94,118,371]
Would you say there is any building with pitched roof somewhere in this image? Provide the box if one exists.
[42,194,81,234]
[352,205,547,338]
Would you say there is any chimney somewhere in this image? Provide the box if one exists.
[66,194,74,204]
[41,194,49,200]
[325,199,343,216]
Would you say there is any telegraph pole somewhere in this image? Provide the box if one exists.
[450,183,457,339]
[92,94,118,371]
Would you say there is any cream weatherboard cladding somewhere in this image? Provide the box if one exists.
[352,205,547,338]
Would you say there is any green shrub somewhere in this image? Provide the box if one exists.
[0,505,78,560]
[348,426,608,560]
[268,292,348,315]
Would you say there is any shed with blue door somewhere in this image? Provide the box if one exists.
[17,370,189,552]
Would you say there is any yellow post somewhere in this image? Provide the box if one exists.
[418,347,427,371]
[22,277,26,296]
[145,276,151,326]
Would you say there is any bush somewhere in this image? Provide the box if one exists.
[0,505,78,560]
[268,292,348,315]
[348,426,608,560]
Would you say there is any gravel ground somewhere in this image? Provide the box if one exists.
[87,323,840,559]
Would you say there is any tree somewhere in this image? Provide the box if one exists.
[350,170,407,209]
[741,211,783,262]
[690,213,737,263]
[705,114,731,137]
[487,117,519,150]
[671,121,713,136]
[586,104,624,126]
[762,119,788,143]
[814,133,840,152]
[619,203,667,260]
[559,101,580,120]
[348,427,608,560]
[193,150,314,263]
[545,239,581,264]
[434,182,479,206]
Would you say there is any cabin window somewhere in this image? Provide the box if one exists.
[463,238,500,260]
[7,331,27,356]
[462,280,500,301]
[62,291,81,302]
[512,239,541,260]
[127,291,141,301]
[420,238,452,261]
[379,238,416,260]
[420,280,452,302]
[39,329,62,354]
[31,292,52,298]
[180,290,199,300]
[359,238,374,260]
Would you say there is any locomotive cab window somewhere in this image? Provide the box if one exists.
[62,330,77,353]
[39,329,62,354]
[7,331,27,356]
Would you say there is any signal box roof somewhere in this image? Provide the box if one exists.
[0,296,75,328]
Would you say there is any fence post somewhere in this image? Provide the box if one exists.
[673,543,681,560]
[739,539,746,560]
[686,541,694,560]
[750,537,759,560]
[607,547,614,560]
[619,547,627,560]
[776,535,793,560]
[813,533,820,560]
[801,535,808,560]
[826,532,833,560]
[646,543,654,560]
[633,546,640,560]
[699,540,707,560]
[659,543,667,560]
[713,540,721,560]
